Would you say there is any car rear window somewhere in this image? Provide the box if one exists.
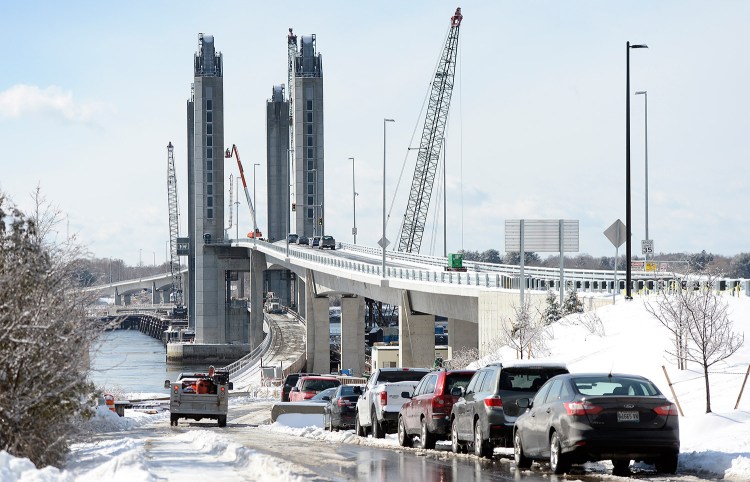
[499,367,569,392]
[302,378,341,391]
[340,386,361,396]
[379,370,430,383]
[572,376,661,396]
[445,373,474,393]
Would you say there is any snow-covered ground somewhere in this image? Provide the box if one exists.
[2,293,750,480]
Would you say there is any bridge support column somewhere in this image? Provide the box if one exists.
[340,295,365,377]
[304,270,330,374]
[398,291,435,369]
[114,287,122,306]
[250,250,265,348]
[151,282,159,304]
[124,294,132,305]
[447,318,478,361]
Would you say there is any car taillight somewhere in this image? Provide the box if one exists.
[380,391,388,406]
[484,396,503,408]
[338,398,351,407]
[173,385,179,394]
[564,401,603,416]
[653,403,678,416]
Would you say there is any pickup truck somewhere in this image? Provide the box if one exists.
[164,367,233,427]
[355,368,430,438]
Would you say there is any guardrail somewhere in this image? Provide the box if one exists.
[222,314,276,378]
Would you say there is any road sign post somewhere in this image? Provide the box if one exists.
[604,220,627,304]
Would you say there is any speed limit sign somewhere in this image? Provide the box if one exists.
[642,239,654,255]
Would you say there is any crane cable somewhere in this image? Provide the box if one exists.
[388,26,451,250]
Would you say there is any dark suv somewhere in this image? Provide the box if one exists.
[281,372,319,402]
[450,361,569,457]
[398,369,475,449]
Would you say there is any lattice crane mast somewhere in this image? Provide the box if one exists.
[166,142,184,310]
[397,7,463,253]
[225,144,262,238]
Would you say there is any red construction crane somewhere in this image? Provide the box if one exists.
[225,144,262,239]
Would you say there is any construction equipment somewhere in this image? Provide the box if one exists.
[224,144,262,238]
[166,142,185,316]
[397,7,463,254]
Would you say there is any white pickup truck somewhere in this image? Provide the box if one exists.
[164,368,233,427]
[355,368,431,438]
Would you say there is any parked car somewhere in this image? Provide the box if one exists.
[319,235,336,250]
[296,235,309,245]
[398,369,475,449]
[289,376,341,402]
[304,386,338,403]
[287,233,299,244]
[324,384,363,431]
[450,361,569,457]
[311,236,321,248]
[513,373,680,475]
[281,372,319,402]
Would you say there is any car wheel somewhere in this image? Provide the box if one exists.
[371,410,384,439]
[514,431,532,469]
[398,416,412,447]
[355,414,364,437]
[170,414,178,426]
[612,459,630,475]
[218,415,227,427]
[474,420,493,458]
[451,419,463,453]
[420,418,436,450]
[549,431,571,474]
[654,454,678,474]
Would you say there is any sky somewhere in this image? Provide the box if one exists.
[3,293,750,480]
[2,1,749,266]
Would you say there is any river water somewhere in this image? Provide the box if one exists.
[88,329,208,397]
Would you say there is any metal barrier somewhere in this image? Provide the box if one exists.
[222,315,276,378]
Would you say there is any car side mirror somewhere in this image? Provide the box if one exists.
[517,397,530,409]
[401,391,412,399]
[353,387,362,395]
[450,386,464,397]
[164,380,171,389]
[228,382,234,390]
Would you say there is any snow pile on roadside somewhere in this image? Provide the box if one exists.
[0,450,73,482]
[83,405,167,433]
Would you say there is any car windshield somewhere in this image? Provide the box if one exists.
[302,378,340,391]
[323,236,333,241]
[572,376,661,397]
[378,370,430,383]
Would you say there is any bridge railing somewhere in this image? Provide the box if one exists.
[222,314,276,378]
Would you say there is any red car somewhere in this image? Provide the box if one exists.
[288,376,341,402]
[398,369,476,449]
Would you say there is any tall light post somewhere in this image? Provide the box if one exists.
[382,118,395,276]
[635,90,650,261]
[626,41,648,300]
[286,148,291,256]
[253,163,260,244]
[349,157,358,244]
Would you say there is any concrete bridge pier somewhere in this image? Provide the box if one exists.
[398,290,436,369]
[340,295,365,377]
[151,282,160,304]
[304,272,330,374]
[123,294,132,305]
[114,287,122,306]
[250,249,266,348]
[447,318,478,360]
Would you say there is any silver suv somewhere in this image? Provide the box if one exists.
[450,361,569,457]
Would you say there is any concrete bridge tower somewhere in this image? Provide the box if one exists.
[187,34,250,345]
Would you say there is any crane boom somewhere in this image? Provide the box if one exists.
[225,144,262,238]
[397,7,462,254]
[166,142,183,309]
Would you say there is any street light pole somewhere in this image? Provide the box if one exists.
[349,157,357,244]
[383,119,395,276]
[635,90,649,260]
[626,41,648,300]
[253,163,260,244]
[286,148,291,256]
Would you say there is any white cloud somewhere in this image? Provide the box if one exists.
[0,84,106,121]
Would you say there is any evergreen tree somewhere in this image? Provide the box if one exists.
[542,290,562,324]
[562,289,584,315]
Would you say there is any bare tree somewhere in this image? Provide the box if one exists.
[499,298,550,359]
[0,192,101,467]
[646,271,744,413]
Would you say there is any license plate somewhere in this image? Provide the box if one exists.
[617,411,639,422]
